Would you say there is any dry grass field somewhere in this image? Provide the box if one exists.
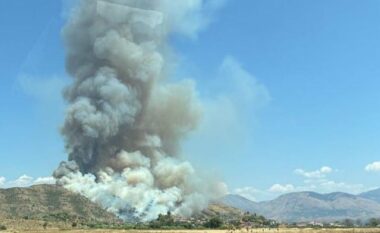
[2,220,380,233]
[2,219,380,233]
[3,229,380,233]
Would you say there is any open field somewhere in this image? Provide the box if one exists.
[3,225,380,233]
[3,229,380,233]
[2,219,380,233]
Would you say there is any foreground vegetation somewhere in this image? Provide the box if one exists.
[3,210,380,232]
[2,228,380,233]
[2,217,380,232]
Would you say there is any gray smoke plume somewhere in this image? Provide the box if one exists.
[54,0,227,221]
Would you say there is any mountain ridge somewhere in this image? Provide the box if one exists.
[219,188,380,222]
[359,188,380,203]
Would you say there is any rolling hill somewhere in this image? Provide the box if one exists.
[0,184,120,223]
[0,184,242,224]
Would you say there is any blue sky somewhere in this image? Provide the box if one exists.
[1,0,380,201]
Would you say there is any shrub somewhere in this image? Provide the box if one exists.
[0,224,6,231]
[204,216,223,229]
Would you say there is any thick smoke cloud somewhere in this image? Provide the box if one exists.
[54,0,226,221]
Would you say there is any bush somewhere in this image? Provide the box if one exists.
[0,224,6,231]
[204,216,223,229]
[367,218,380,227]
[149,211,175,229]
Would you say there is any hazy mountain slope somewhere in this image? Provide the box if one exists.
[359,188,380,203]
[0,184,119,223]
[220,191,380,222]
[220,194,261,213]
[261,192,380,222]
[201,202,244,219]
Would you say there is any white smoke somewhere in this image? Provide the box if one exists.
[54,0,226,222]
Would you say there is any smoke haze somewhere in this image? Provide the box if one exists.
[54,0,226,221]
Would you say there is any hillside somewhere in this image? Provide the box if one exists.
[0,184,120,224]
[220,190,380,222]
[4,184,380,224]
[221,194,261,213]
[261,191,380,222]
[359,188,380,203]
[0,184,243,225]
[202,202,243,219]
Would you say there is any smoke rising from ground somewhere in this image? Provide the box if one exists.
[54,0,226,221]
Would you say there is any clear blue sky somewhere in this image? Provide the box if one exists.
[1,0,380,201]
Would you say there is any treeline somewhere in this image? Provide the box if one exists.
[146,211,278,230]
[337,218,380,228]
[287,218,380,229]
[84,211,278,230]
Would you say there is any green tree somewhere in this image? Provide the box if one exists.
[204,216,223,229]
[43,221,48,229]
[367,218,380,227]
[355,219,363,227]
[342,219,354,227]
[149,211,175,228]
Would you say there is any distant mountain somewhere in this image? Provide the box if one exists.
[220,190,380,222]
[0,184,120,223]
[261,191,380,222]
[359,188,380,203]
[221,194,261,213]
